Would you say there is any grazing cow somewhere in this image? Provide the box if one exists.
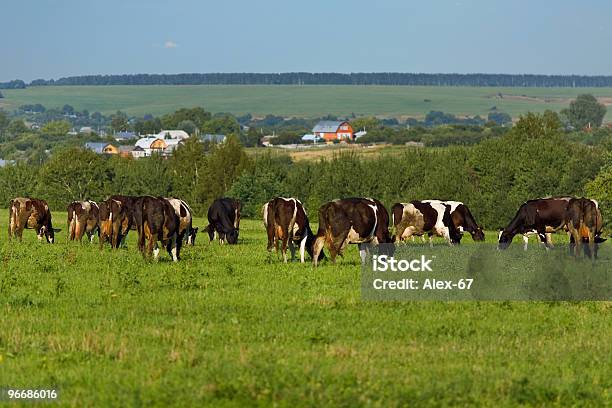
[312,197,393,266]
[205,198,241,245]
[134,196,181,261]
[565,197,605,258]
[67,200,99,242]
[498,228,556,251]
[8,197,58,243]
[98,198,130,249]
[422,200,484,242]
[391,200,462,245]
[165,198,197,245]
[263,197,316,263]
[498,197,572,250]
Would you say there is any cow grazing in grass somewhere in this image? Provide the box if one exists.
[205,198,241,245]
[422,200,484,242]
[98,198,130,249]
[565,198,605,258]
[165,198,197,246]
[8,197,58,243]
[67,200,99,242]
[313,198,393,266]
[497,197,572,250]
[263,197,316,263]
[391,200,462,246]
[134,196,181,261]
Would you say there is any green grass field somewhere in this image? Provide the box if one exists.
[3,85,612,120]
[1,209,610,406]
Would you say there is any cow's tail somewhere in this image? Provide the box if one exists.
[8,199,14,241]
[68,209,77,241]
[262,202,269,228]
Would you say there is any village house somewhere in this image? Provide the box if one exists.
[312,120,354,142]
[84,142,119,155]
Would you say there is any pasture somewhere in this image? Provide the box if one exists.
[1,210,610,406]
[3,85,612,120]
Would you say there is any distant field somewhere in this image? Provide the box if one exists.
[3,85,612,120]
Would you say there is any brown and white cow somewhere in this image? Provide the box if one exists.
[165,198,197,245]
[498,197,573,250]
[312,197,393,266]
[67,200,99,243]
[134,196,181,261]
[8,197,58,243]
[565,197,605,258]
[205,198,241,245]
[391,200,462,246]
[109,195,140,244]
[98,198,130,249]
[263,197,315,263]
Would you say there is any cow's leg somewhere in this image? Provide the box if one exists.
[167,235,179,262]
[586,229,595,260]
[152,242,159,260]
[312,236,326,267]
[288,240,296,263]
[536,226,550,250]
[546,232,553,248]
[358,243,371,265]
[523,234,529,251]
[281,229,290,263]
[299,235,307,263]
[570,230,581,257]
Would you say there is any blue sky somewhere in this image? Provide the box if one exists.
[2,0,611,81]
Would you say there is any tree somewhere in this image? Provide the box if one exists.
[510,111,561,141]
[0,111,8,133]
[111,111,129,132]
[351,116,381,131]
[177,120,197,135]
[201,115,240,135]
[36,147,111,207]
[7,119,29,136]
[162,107,211,129]
[586,153,612,228]
[41,120,71,137]
[563,94,607,129]
[62,104,75,115]
[487,111,512,126]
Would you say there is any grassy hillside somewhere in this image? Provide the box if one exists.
[1,211,610,406]
[3,85,612,119]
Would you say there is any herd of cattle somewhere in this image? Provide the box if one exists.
[6,194,607,264]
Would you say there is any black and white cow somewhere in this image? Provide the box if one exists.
[312,197,393,266]
[263,197,315,263]
[497,197,572,250]
[205,198,241,245]
[391,200,462,245]
[422,200,484,242]
[165,198,198,246]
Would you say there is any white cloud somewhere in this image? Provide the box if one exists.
[164,40,178,49]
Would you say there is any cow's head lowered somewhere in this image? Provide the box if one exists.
[471,226,485,242]
[497,229,514,250]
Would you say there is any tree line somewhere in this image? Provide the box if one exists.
[18,73,612,87]
[1,112,611,231]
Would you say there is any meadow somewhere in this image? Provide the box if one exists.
[1,208,610,406]
[3,85,612,119]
